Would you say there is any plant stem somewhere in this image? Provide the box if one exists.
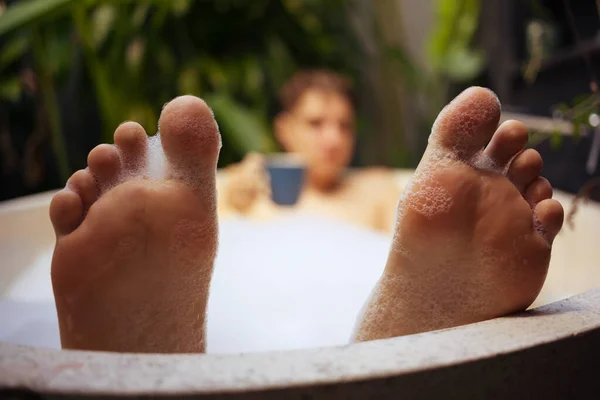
[31,29,70,183]
[566,177,600,229]
[562,0,599,90]
[71,2,117,143]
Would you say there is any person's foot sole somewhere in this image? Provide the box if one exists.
[50,96,220,353]
[353,87,564,341]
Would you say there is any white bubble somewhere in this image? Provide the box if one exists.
[470,151,501,173]
[146,134,167,180]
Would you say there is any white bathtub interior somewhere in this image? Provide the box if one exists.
[1,171,599,354]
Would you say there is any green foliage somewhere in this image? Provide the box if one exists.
[427,0,484,82]
[0,0,75,36]
[552,93,600,143]
[550,131,564,149]
[0,0,361,181]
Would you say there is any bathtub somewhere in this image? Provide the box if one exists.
[1,169,600,398]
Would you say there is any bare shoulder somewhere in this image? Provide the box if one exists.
[345,167,400,207]
[347,167,399,190]
[346,167,401,233]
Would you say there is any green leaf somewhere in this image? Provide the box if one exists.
[177,64,201,95]
[0,35,29,68]
[0,76,22,101]
[385,45,422,89]
[266,36,296,90]
[573,122,585,141]
[527,131,548,147]
[427,0,483,80]
[32,28,71,181]
[126,37,146,71]
[443,46,484,81]
[0,0,78,37]
[204,93,276,154]
[170,0,192,17]
[131,3,150,28]
[550,131,563,149]
[91,4,116,48]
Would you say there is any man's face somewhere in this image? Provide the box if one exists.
[277,89,356,188]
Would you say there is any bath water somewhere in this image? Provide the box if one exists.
[1,214,389,354]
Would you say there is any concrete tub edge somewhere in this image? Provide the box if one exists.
[1,288,600,397]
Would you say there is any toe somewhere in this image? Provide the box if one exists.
[158,95,221,180]
[49,189,83,236]
[114,122,148,174]
[430,86,501,160]
[507,149,543,191]
[524,177,553,206]
[484,120,529,167]
[534,199,564,244]
[88,144,121,193]
[66,169,98,212]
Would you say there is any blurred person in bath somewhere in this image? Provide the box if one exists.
[219,70,400,233]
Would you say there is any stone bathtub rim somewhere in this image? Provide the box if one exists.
[1,289,600,396]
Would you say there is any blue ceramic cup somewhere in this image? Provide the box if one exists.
[265,154,306,206]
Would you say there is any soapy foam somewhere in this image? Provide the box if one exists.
[470,151,502,174]
[1,215,389,353]
[392,88,505,254]
[392,153,454,255]
[87,115,218,210]
[430,87,501,162]
[146,134,168,180]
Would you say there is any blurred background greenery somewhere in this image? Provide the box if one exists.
[0,0,484,200]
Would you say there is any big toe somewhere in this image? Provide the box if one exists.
[430,86,501,160]
[158,95,221,180]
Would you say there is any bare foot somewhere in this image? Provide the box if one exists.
[352,87,564,341]
[50,96,220,353]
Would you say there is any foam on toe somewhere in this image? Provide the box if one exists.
[79,97,220,199]
[113,122,149,181]
[430,86,501,161]
[145,134,168,179]
[158,95,221,184]
[392,88,501,257]
[392,155,455,256]
[115,131,167,182]
[88,144,120,195]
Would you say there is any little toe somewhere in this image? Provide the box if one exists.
[50,189,83,236]
[88,144,121,193]
[524,177,553,206]
[158,95,221,181]
[66,169,98,212]
[429,86,501,160]
[114,122,148,174]
[534,199,564,244]
[484,120,529,168]
[507,148,543,192]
